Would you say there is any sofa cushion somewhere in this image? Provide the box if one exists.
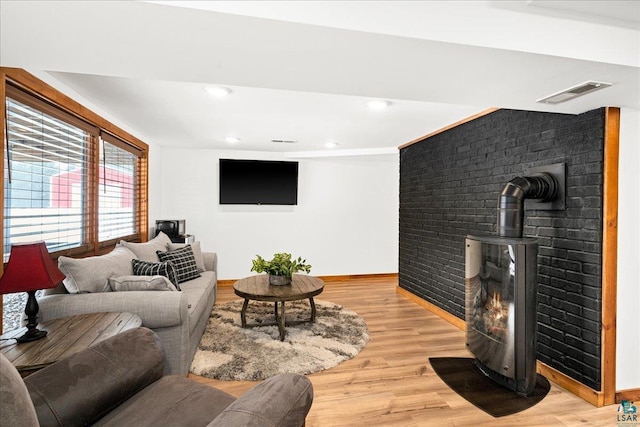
[94,375,235,427]
[26,328,165,427]
[156,246,201,284]
[168,241,205,272]
[58,246,135,294]
[109,275,178,292]
[208,373,313,427]
[120,232,171,263]
[179,271,216,335]
[132,259,180,290]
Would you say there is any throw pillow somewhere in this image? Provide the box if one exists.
[168,241,205,272]
[156,245,201,284]
[108,275,178,292]
[131,259,180,290]
[57,246,136,294]
[119,232,172,263]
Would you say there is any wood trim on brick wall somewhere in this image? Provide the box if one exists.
[398,108,499,150]
[537,361,604,407]
[602,107,620,406]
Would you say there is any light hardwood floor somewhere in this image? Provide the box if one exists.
[189,277,617,426]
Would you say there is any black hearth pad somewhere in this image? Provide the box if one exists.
[429,357,550,417]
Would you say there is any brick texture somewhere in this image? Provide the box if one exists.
[399,108,604,390]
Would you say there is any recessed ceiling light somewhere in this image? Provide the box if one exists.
[366,99,391,111]
[224,136,240,144]
[325,141,339,148]
[205,86,232,97]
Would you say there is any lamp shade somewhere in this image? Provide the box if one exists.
[0,242,65,294]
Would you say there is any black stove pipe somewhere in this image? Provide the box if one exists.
[497,173,558,238]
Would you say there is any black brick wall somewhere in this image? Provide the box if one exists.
[399,108,604,390]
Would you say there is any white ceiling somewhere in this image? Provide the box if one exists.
[1,1,638,154]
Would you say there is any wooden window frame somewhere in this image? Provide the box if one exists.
[0,67,149,333]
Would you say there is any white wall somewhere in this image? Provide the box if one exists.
[155,148,399,280]
[616,108,640,391]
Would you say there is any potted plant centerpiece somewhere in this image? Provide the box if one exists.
[251,252,312,285]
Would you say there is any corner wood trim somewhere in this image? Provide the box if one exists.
[217,273,399,287]
[396,286,466,330]
[602,106,620,406]
[397,285,609,407]
[398,108,499,150]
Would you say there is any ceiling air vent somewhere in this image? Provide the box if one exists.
[271,139,298,144]
[537,81,612,104]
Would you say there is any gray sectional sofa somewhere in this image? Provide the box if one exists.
[38,232,216,375]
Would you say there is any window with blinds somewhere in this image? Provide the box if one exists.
[3,82,146,261]
[99,133,140,242]
[4,91,95,260]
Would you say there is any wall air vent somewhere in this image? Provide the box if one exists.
[271,139,298,144]
[536,81,612,104]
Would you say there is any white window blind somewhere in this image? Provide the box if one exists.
[3,88,95,260]
[99,132,140,242]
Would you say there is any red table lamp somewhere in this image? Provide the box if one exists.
[0,242,65,343]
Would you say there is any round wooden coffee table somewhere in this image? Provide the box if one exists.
[233,274,324,341]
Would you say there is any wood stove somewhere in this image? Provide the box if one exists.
[465,235,538,396]
[464,170,561,396]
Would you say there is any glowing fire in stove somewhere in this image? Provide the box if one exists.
[488,292,506,321]
[471,287,511,340]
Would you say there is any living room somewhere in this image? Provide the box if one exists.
[1,1,639,426]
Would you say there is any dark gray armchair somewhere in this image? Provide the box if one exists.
[0,327,313,427]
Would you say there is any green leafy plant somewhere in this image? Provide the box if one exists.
[250,252,312,279]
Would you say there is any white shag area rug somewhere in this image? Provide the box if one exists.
[190,299,369,381]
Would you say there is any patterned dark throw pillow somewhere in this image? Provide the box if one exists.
[131,259,181,290]
[156,245,201,284]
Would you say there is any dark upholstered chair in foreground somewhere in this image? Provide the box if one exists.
[0,327,313,427]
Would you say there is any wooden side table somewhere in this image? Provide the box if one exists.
[0,312,142,376]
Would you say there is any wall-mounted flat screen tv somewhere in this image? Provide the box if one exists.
[219,159,299,205]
